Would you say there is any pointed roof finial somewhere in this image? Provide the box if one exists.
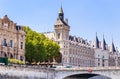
[59,0,63,14]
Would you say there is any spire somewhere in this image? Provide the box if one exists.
[111,39,116,52]
[58,3,64,21]
[102,34,106,50]
[59,0,63,14]
[59,5,63,14]
[94,32,99,48]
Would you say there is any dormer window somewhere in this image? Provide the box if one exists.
[4,23,8,27]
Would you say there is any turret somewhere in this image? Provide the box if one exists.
[102,35,106,50]
[110,40,116,52]
[94,33,99,48]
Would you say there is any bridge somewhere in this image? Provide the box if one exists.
[53,66,120,79]
[0,65,120,79]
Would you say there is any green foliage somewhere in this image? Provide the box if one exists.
[23,26,60,64]
[44,40,60,61]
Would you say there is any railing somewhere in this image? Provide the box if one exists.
[54,66,120,71]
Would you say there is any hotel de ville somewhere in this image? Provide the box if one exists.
[44,6,120,67]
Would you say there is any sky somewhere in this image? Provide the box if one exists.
[0,0,120,50]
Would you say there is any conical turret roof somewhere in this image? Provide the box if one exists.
[102,35,106,50]
[111,41,116,52]
[94,33,99,48]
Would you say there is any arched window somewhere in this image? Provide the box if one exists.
[10,54,13,58]
[4,53,7,57]
[20,56,23,61]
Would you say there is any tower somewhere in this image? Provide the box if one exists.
[54,5,70,65]
[54,6,70,42]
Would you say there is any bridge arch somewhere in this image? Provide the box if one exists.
[63,73,99,79]
[63,73,111,79]
[54,70,114,79]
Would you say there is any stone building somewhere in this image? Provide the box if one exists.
[44,6,120,67]
[0,15,26,61]
[93,34,120,67]
[93,34,109,67]
[44,6,95,67]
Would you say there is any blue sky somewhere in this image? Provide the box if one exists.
[0,0,120,49]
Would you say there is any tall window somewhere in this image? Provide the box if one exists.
[20,56,23,61]
[10,40,13,47]
[98,63,100,66]
[20,42,23,49]
[58,33,60,39]
[3,39,7,46]
[21,35,23,40]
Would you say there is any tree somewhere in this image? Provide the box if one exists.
[23,26,60,64]
[44,39,60,62]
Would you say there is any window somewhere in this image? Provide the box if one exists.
[98,63,100,66]
[58,33,60,39]
[102,59,104,63]
[21,35,23,39]
[10,40,13,47]
[103,56,104,58]
[20,42,23,49]
[4,23,8,27]
[98,59,100,61]
[70,57,71,63]
[20,56,23,61]
[98,55,100,57]
[58,42,60,44]
[3,39,7,46]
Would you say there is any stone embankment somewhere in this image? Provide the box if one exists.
[0,65,55,79]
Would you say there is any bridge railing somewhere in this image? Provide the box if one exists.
[54,66,120,71]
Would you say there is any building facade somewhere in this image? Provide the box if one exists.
[0,15,26,61]
[44,6,120,67]
[93,34,120,67]
[44,7,95,67]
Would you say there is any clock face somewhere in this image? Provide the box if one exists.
[4,23,8,27]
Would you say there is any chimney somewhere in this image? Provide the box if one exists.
[65,18,68,24]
